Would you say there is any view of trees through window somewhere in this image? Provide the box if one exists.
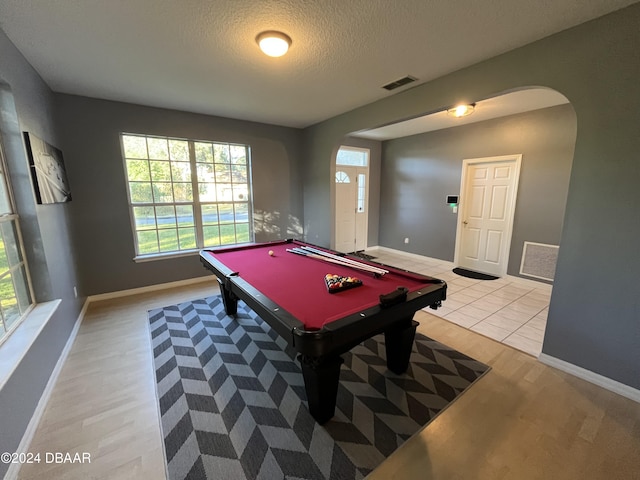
[0,143,33,343]
[121,134,253,256]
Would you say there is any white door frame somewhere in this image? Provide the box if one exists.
[334,146,370,252]
[453,154,522,277]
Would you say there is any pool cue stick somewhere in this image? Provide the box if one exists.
[286,248,384,275]
[299,246,388,275]
[286,248,359,268]
[288,247,386,275]
[300,246,388,275]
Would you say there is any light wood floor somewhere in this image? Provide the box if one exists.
[17,280,640,480]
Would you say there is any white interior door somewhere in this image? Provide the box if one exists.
[335,165,369,253]
[455,155,522,276]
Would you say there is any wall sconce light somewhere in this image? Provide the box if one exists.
[447,103,475,118]
[256,31,292,57]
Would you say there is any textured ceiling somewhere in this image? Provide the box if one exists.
[0,0,636,128]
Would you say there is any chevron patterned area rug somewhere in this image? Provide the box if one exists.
[148,296,489,480]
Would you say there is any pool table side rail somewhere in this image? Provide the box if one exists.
[199,250,305,343]
[201,239,290,255]
[292,282,447,357]
[207,238,443,286]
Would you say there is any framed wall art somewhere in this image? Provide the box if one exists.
[23,132,72,204]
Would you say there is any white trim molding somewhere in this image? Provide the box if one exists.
[87,275,214,302]
[369,245,456,268]
[539,353,640,404]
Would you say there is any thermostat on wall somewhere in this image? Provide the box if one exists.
[446,195,459,205]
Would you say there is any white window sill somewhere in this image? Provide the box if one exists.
[133,241,256,263]
[0,300,61,391]
[133,249,200,263]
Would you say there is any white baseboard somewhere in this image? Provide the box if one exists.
[539,353,640,403]
[87,275,214,302]
[367,245,455,267]
[367,245,551,290]
[370,244,635,402]
[3,299,89,480]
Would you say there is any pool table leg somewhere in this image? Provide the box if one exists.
[385,319,419,374]
[298,354,344,424]
[216,278,238,315]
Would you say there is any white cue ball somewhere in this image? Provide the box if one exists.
[268,250,274,256]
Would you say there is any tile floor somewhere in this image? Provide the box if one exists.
[363,246,552,357]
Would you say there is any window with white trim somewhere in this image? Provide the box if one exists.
[121,134,254,257]
[336,146,368,167]
[0,139,34,344]
[357,173,366,212]
[335,171,351,183]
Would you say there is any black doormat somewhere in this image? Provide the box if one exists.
[453,267,499,280]
[349,251,376,260]
[148,296,489,480]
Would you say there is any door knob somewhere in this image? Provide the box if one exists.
[463,220,468,225]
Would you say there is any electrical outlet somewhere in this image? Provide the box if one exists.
[404,237,410,244]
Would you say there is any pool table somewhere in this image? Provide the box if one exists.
[199,239,447,424]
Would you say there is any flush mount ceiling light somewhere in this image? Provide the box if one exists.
[447,103,476,118]
[256,31,292,57]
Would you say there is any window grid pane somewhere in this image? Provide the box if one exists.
[0,218,33,339]
[357,174,366,213]
[0,272,20,330]
[171,162,191,183]
[122,134,253,256]
[169,140,189,162]
[158,228,179,252]
[178,228,197,250]
[137,230,159,254]
[335,171,350,183]
[176,205,194,226]
[336,147,368,166]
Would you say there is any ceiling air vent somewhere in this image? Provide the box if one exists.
[382,75,417,91]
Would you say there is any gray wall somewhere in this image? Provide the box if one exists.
[302,5,640,389]
[0,30,84,479]
[54,94,304,296]
[378,104,576,280]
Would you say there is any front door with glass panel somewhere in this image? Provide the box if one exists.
[335,147,369,253]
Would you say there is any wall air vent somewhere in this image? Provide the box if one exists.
[520,241,559,282]
[382,75,417,91]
